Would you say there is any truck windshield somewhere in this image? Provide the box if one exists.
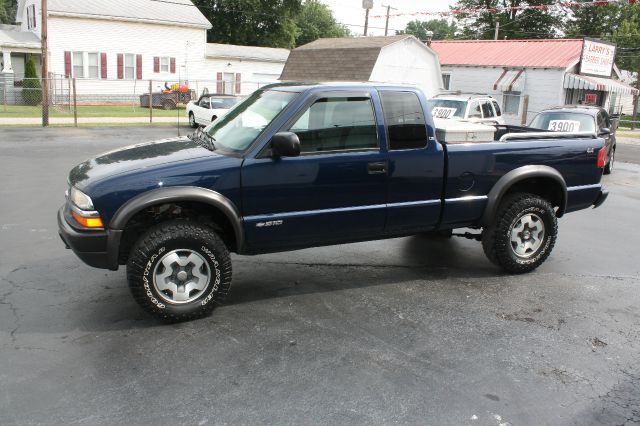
[427,99,466,119]
[204,89,297,153]
[529,112,595,133]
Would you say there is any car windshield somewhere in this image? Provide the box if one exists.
[210,97,240,109]
[529,112,595,133]
[204,89,297,153]
[426,99,467,119]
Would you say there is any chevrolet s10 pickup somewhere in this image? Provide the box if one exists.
[58,82,609,321]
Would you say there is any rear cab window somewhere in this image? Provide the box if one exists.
[380,91,428,150]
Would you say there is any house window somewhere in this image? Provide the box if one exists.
[73,52,84,78]
[124,54,135,80]
[160,57,169,73]
[87,53,99,78]
[442,73,451,90]
[503,91,521,115]
[27,5,37,29]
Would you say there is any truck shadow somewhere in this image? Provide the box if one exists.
[225,235,501,307]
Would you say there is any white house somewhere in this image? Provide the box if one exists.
[430,39,639,126]
[280,35,443,98]
[0,0,290,104]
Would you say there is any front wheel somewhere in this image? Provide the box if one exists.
[127,221,232,321]
[482,193,557,274]
[189,112,198,128]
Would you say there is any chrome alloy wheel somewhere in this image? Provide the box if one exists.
[509,213,545,258]
[153,249,211,304]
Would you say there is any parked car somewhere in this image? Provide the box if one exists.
[427,93,506,125]
[59,82,608,321]
[529,105,617,174]
[139,90,193,110]
[187,94,241,128]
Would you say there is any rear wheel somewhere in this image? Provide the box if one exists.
[604,146,615,175]
[482,193,557,274]
[127,221,232,321]
[162,100,176,110]
[189,112,198,128]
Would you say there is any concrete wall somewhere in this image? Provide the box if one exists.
[369,38,443,99]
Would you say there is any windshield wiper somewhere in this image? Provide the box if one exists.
[188,127,217,151]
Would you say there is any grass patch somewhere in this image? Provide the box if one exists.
[0,105,186,118]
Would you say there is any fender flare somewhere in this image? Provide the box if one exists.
[481,165,567,226]
[109,186,244,252]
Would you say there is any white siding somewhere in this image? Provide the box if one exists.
[369,38,443,99]
[441,66,565,125]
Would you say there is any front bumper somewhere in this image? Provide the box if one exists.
[593,188,609,209]
[57,206,122,270]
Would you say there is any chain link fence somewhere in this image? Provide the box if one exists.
[0,75,274,127]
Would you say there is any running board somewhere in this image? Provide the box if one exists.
[453,232,482,241]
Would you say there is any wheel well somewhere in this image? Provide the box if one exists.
[502,177,564,213]
[117,201,237,265]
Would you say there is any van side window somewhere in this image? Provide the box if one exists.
[380,91,428,150]
[492,100,502,116]
[481,102,495,118]
[468,101,482,118]
[288,97,378,153]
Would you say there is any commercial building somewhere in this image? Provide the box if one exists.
[431,38,639,125]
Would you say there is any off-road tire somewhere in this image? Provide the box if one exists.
[127,221,232,322]
[189,112,198,128]
[482,193,557,274]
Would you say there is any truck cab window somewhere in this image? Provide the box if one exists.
[288,97,378,153]
[380,91,428,150]
[492,100,502,116]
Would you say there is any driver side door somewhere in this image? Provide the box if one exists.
[240,91,388,252]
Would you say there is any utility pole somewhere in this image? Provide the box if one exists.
[382,4,397,36]
[41,0,49,127]
[363,0,373,36]
[364,8,370,36]
[494,20,500,40]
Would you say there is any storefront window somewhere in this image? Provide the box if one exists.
[503,91,521,115]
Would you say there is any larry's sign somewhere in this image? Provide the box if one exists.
[580,38,616,77]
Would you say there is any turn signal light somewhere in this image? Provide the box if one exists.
[597,146,607,168]
[71,211,104,228]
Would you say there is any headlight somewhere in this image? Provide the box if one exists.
[69,187,95,211]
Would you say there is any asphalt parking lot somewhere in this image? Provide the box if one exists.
[1,126,639,425]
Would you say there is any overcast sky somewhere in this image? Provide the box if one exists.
[320,0,458,36]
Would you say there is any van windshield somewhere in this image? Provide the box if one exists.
[205,89,297,153]
[427,99,467,119]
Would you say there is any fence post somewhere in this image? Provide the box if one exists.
[149,80,153,125]
[520,95,529,126]
[72,77,78,127]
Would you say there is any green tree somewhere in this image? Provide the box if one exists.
[23,55,42,106]
[396,19,457,41]
[0,0,9,24]
[453,0,562,40]
[565,1,622,39]
[294,0,350,46]
[0,0,17,24]
[192,0,303,48]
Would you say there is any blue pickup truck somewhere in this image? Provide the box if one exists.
[58,82,609,321]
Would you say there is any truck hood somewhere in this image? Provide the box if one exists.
[68,137,220,188]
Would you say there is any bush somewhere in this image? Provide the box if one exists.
[22,56,42,106]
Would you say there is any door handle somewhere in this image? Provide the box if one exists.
[368,161,387,174]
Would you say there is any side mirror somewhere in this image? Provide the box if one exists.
[599,127,611,136]
[271,132,301,158]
